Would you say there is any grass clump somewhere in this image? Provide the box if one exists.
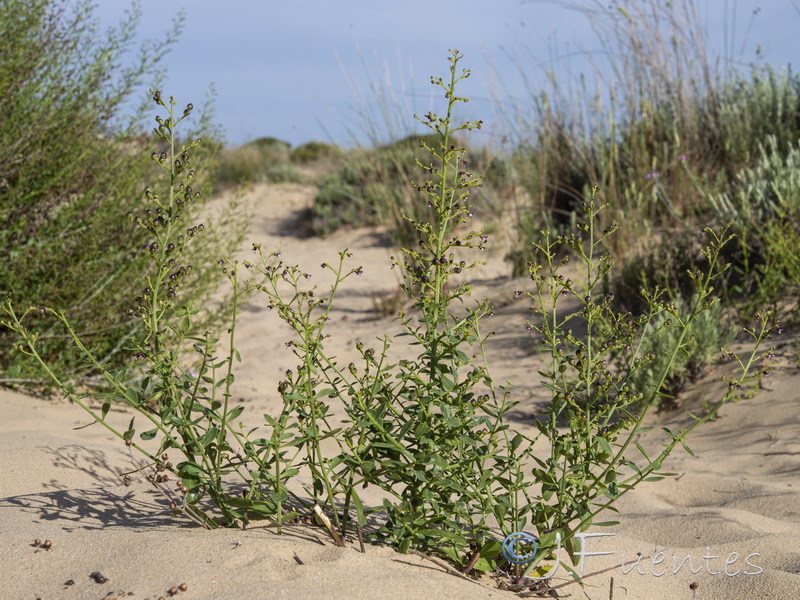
[215,137,345,190]
[502,0,800,306]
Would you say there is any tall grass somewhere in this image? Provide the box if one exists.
[500,0,800,290]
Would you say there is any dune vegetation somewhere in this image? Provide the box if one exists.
[0,0,792,587]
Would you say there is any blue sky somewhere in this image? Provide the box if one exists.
[92,1,800,148]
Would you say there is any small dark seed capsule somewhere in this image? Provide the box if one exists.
[179,583,188,591]
[89,572,108,584]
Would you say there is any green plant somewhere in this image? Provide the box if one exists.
[214,136,294,190]
[0,0,241,387]
[235,53,524,570]
[2,53,778,589]
[309,136,433,242]
[626,292,736,406]
[291,141,343,164]
[265,163,304,184]
[755,219,800,320]
[515,193,775,579]
[263,51,777,580]
[2,92,285,527]
[310,133,509,252]
[329,53,523,565]
[703,135,800,316]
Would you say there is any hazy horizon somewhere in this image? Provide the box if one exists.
[92,0,800,148]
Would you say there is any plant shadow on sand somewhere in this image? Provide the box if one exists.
[1,442,373,547]
[0,444,191,530]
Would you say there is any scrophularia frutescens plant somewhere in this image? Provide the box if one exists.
[2,51,777,586]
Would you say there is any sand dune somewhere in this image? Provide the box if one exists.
[3,183,799,599]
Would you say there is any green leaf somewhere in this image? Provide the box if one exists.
[169,415,188,427]
[596,436,612,456]
[480,539,502,558]
[680,438,696,457]
[199,427,219,448]
[178,461,207,477]
[228,405,245,421]
[625,459,642,475]
[471,557,497,572]
[351,489,367,526]
[634,442,650,460]
[418,528,467,545]
[605,481,619,498]
[216,373,234,388]
[122,417,135,442]
[101,400,110,420]
[594,520,620,527]
[124,388,139,405]
[140,428,158,441]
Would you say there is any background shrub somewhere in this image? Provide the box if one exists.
[501,0,800,289]
[311,134,515,249]
[290,141,343,163]
[0,0,246,388]
[626,293,736,407]
[214,136,296,189]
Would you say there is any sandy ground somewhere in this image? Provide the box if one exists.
[2,183,800,599]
